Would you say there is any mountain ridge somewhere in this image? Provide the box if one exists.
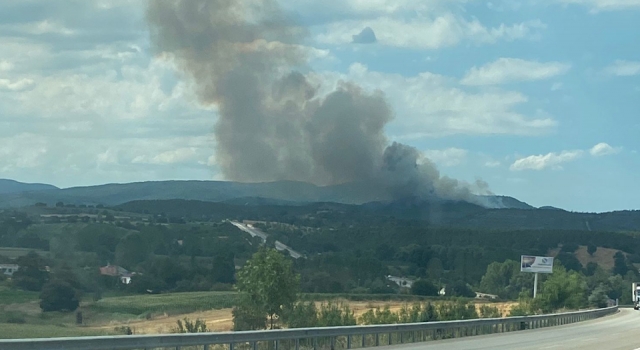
[0,179,562,212]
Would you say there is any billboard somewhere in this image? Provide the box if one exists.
[521,255,554,274]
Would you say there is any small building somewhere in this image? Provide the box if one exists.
[475,292,499,300]
[100,264,134,284]
[0,264,19,276]
[386,275,415,288]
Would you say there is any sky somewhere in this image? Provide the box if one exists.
[0,0,638,213]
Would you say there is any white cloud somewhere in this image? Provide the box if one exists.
[315,16,545,49]
[554,0,640,12]
[461,58,571,86]
[511,142,622,171]
[485,160,502,168]
[0,60,13,71]
[590,142,622,156]
[316,63,557,138]
[0,78,35,92]
[132,147,199,165]
[423,148,468,167]
[510,150,584,171]
[604,60,640,77]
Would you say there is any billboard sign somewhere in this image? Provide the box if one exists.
[521,255,554,274]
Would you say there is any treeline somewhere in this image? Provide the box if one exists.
[116,199,640,232]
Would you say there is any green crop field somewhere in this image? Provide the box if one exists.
[0,323,113,339]
[0,287,39,305]
[0,247,49,259]
[88,291,240,316]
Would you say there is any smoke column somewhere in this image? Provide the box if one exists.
[147,0,493,205]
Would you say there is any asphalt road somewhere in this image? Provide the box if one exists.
[376,309,640,350]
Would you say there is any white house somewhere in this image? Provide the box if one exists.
[386,275,415,288]
[0,264,19,276]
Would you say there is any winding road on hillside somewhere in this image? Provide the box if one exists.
[229,220,303,259]
[377,308,639,350]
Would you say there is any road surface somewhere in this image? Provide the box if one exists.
[377,309,640,350]
[229,221,304,259]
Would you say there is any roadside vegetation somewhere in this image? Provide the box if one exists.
[0,202,636,338]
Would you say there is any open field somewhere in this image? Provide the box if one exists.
[0,247,49,259]
[0,289,517,339]
[84,300,518,335]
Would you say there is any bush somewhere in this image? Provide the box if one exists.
[411,279,438,296]
[174,318,208,333]
[478,305,501,318]
[232,300,267,331]
[283,301,318,328]
[39,280,80,312]
[4,311,26,324]
[588,284,609,308]
[114,326,133,335]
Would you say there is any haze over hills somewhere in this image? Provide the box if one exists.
[0,179,535,210]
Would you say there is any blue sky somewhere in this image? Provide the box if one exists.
[0,0,638,212]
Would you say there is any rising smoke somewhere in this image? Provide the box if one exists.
[146,0,494,206]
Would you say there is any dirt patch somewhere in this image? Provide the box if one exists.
[574,245,618,270]
[549,245,618,271]
[87,309,234,334]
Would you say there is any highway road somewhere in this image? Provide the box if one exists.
[229,220,304,259]
[377,309,640,350]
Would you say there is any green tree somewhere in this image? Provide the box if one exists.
[115,233,149,270]
[235,247,300,329]
[411,279,438,296]
[533,266,587,313]
[39,280,79,312]
[613,251,629,276]
[587,244,597,256]
[12,251,49,291]
[588,284,609,308]
[479,260,519,298]
[282,301,318,328]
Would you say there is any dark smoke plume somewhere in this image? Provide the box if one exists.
[147,0,494,206]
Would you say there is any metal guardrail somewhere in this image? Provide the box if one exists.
[0,306,618,350]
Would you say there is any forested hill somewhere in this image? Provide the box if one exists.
[117,199,640,233]
[0,179,58,194]
[0,179,532,210]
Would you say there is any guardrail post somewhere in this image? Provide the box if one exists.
[388,333,392,345]
[361,334,366,348]
[253,341,257,350]
[347,334,352,349]
[295,338,300,350]
[313,337,317,350]
[331,336,335,350]
[231,342,235,350]
[204,345,209,350]
[276,340,279,350]
[375,333,379,346]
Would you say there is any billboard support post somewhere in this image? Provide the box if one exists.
[521,255,553,299]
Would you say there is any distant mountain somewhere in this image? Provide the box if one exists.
[539,206,565,211]
[481,195,535,210]
[0,179,58,195]
[0,179,531,210]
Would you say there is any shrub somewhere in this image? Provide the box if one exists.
[39,280,79,312]
[174,318,208,333]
